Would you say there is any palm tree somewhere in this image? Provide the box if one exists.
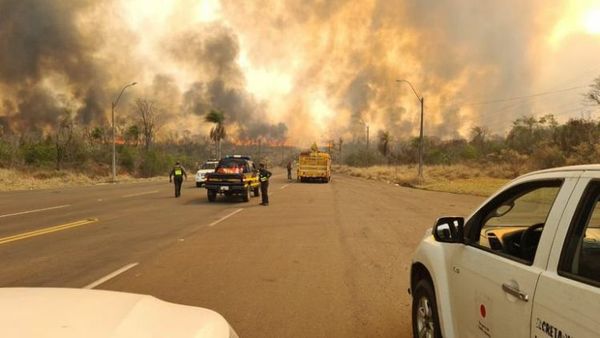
[205,109,226,159]
[378,130,391,164]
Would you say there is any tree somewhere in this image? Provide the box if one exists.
[205,109,226,159]
[55,112,74,171]
[135,99,161,151]
[469,126,494,158]
[90,126,107,144]
[124,125,141,146]
[586,75,600,105]
[377,130,391,163]
[506,115,557,154]
[555,118,598,152]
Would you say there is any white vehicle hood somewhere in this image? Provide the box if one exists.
[0,288,238,338]
[197,169,214,175]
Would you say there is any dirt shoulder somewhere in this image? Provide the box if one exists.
[334,164,510,196]
[0,168,166,192]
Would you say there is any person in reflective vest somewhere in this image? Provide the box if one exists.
[258,163,272,206]
[169,161,187,198]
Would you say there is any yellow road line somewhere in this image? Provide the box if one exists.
[0,218,98,245]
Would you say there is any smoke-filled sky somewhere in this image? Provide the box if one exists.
[1,0,600,146]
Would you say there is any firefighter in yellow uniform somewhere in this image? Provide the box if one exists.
[169,161,187,198]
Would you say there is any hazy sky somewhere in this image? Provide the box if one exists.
[1,0,600,145]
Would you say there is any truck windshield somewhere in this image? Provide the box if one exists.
[201,163,217,170]
[216,159,248,174]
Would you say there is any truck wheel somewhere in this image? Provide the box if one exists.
[253,186,260,197]
[196,182,201,188]
[412,279,442,338]
[242,186,250,202]
[207,190,217,202]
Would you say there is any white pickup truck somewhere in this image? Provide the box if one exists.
[410,165,600,338]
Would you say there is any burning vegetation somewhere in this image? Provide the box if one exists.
[1,1,600,181]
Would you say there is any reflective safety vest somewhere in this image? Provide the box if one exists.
[259,169,270,182]
[174,168,183,176]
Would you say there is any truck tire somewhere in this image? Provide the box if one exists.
[196,182,202,188]
[207,190,217,202]
[242,186,250,202]
[253,186,260,197]
[412,279,442,338]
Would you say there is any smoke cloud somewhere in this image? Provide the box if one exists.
[0,0,598,145]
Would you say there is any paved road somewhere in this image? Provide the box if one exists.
[0,171,485,337]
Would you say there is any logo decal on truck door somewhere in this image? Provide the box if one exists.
[535,318,572,338]
[475,293,493,338]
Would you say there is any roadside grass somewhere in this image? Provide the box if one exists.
[0,168,166,192]
[334,164,511,196]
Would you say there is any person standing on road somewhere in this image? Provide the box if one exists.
[286,161,293,180]
[258,163,272,206]
[169,161,187,198]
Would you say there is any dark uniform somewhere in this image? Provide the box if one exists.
[169,162,187,198]
[258,164,272,206]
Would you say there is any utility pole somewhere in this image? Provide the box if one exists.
[366,124,370,150]
[397,79,424,180]
[418,96,424,178]
[339,137,343,164]
[366,124,370,167]
[111,82,137,183]
[258,138,262,161]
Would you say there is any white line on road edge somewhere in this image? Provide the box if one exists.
[0,204,71,219]
[208,208,244,227]
[280,184,290,190]
[122,190,159,198]
[83,262,139,289]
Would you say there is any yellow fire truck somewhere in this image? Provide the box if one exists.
[297,150,331,183]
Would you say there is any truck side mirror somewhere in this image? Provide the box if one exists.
[432,217,465,243]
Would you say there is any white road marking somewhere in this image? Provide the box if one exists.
[208,208,244,227]
[122,190,159,198]
[83,262,139,289]
[0,204,71,219]
[280,184,290,190]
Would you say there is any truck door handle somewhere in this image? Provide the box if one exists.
[502,283,529,302]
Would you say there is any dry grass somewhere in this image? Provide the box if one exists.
[0,168,166,192]
[334,164,511,196]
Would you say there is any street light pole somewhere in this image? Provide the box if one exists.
[111,82,137,182]
[397,79,424,180]
[366,124,369,150]
[418,96,424,178]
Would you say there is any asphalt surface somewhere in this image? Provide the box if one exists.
[0,170,485,337]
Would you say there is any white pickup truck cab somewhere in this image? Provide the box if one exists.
[410,165,600,338]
